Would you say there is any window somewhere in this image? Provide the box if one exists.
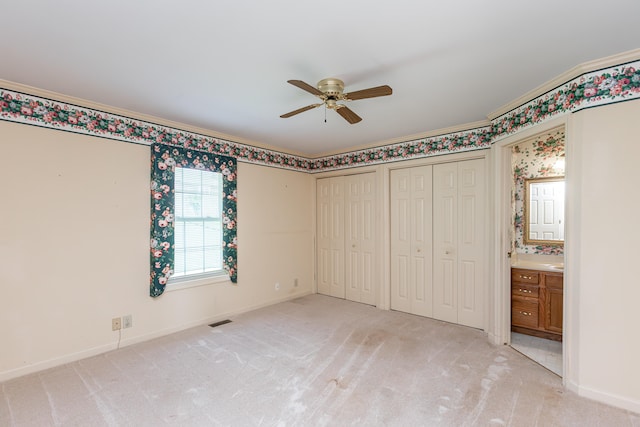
[150,144,237,297]
[171,167,224,281]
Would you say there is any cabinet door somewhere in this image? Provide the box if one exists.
[345,173,376,305]
[390,166,433,317]
[544,273,563,333]
[316,177,345,298]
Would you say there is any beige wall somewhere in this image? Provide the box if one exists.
[0,121,314,381]
[566,99,640,410]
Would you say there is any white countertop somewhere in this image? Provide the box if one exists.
[511,253,564,272]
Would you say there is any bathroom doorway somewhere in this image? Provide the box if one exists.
[496,121,567,377]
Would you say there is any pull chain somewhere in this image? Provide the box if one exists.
[324,105,327,123]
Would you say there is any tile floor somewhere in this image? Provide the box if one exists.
[510,332,563,376]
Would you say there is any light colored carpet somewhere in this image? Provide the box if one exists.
[1,295,638,426]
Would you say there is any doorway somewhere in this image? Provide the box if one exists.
[495,121,567,377]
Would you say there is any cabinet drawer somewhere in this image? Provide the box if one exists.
[512,300,539,328]
[511,283,539,298]
[511,269,539,284]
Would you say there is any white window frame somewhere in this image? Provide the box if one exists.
[168,167,228,288]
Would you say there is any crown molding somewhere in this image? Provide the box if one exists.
[487,48,640,120]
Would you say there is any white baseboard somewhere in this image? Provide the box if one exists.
[575,383,640,414]
[487,332,504,346]
[0,290,312,383]
[118,290,313,349]
[0,342,118,383]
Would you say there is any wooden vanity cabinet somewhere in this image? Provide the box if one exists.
[511,268,563,341]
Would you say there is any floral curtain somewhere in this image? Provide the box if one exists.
[150,143,237,297]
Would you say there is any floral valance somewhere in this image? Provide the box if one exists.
[150,143,237,297]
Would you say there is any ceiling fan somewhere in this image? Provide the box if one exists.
[280,78,392,124]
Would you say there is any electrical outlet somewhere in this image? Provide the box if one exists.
[275,282,280,291]
[122,315,132,329]
[112,317,121,331]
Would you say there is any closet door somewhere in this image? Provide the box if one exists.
[344,173,376,305]
[433,159,485,328]
[433,163,458,323]
[390,166,433,317]
[316,177,345,298]
[456,159,485,328]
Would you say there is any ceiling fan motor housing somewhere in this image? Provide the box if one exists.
[317,78,345,97]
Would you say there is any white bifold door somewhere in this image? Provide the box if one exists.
[390,165,434,317]
[317,176,345,299]
[432,159,485,329]
[317,173,376,305]
[390,159,485,329]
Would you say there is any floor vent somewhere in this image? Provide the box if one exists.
[208,319,232,328]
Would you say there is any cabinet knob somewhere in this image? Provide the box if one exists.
[352,244,356,248]
[519,311,532,316]
[417,248,421,253]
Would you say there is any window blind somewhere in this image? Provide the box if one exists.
[173,167,223,278]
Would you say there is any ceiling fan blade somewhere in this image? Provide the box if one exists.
[336,106,362,124]
[280,103,322,118]
[344,85,393,101]
[287,80,324,97]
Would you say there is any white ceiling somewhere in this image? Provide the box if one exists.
[2,1,639,156]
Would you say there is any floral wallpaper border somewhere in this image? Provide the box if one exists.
[0,89,311,171]
[1,58,639,171]
[491,59,640,142]
[309,126,492,171]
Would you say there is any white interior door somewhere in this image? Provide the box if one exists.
[529,180,564,240]
[345,173,376,305]
[390,166,433,317]
[316,177,345,298]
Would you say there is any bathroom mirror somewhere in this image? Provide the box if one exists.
[524,177,565,246]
